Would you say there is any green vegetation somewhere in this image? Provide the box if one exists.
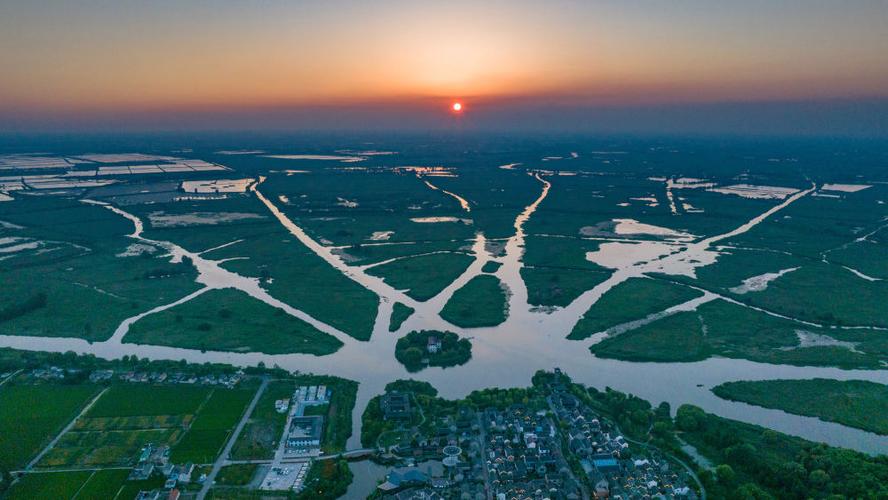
[713,379,888,435]
[5,470,93,500]
[231,380,294,460]
[827,227,888,279]
[41,385,212,467]
[125,288,343,355]
[87,384,209,418]
[570,278,703,340]
[171,387,255,463]
[0,197,201,341]
[114,475,166,500]
[0,292,47,323]
[75,468,131,500]
[216,464,259,486]
[216,231,380,341]
[481,261,502,273]
[339,239,470,266]
[591,299,885,369]
[294,459,353,500]
[366,252,474,301]
[232,375,357,458]
[591,310,706,362]
[394,330,472,372]
[0,384,98,470]
[5,469,129,500]
[360,380,431,447]
[737,263,888,327]
[138,195,380,341]
[362,378,545,448]
[293,375,358,453]
[520,235,611,307]
[440,275,508,327]
[388,302,414,332]
[676,404,888,499]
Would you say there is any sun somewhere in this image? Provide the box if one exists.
[451,102,463,112]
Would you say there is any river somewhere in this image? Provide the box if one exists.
[2,174,887,456]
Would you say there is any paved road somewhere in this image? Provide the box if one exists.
[197,376,270,500]
[0,369,22,387]
[26,386,109,470]
[314,448,375,461]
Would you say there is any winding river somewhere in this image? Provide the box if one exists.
[2,174,887,456]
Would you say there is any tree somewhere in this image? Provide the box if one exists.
[809,469,830,488]
[734,482,773,500]
[716,464,736,487]
[676,405,704,431]
[401,347,424,367]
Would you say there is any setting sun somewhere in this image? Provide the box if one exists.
[451,102,463,112]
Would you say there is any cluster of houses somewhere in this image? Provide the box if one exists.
[377,399,487,499]
[27,366,77,380]
[130,444,203,500]
[373,370,700,499]
[548,374,696,499]
[17,366,245,388]
[482,405,582,499]
[90,368,244,387]
[374,389,581,499]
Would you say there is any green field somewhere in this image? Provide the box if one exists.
[338,239,471,266]
[736,263,888,327]
[388,302,414,332]
[113,475,166,500]
[713,379,888,435]
[440,275,508,327]
[520,235,611,307]
[2,468,130,499]
[481,261,502,273]
[216,464,259,486]
[0,384,98,470]
[5,470,93,500]
[40,384,213,467]
[75,468,131,500]
[590,309,707,362]
[137,195,380,341]
[827,227,888,279]
[41,427,183,468]
[87,385,210,417]
[230,380,294,460]
[171,387,255,463]
[590,299,885,368]
[0,197,201,341]
[570,278,703,340]
[124,288,343,355]
[366,252,474,301]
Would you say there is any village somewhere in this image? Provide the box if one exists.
[364,369,697,499]
[129,383,335,499]
[21,365,245,388]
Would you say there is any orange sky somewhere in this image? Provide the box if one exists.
[2,1,888,116]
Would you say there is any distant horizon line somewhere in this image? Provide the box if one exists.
[2,96,888,138]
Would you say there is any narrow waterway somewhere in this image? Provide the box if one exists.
[2,177,887,457]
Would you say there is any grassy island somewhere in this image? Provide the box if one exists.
[440,275,508,327]
[712,379,888,435]
[388,302,415,332]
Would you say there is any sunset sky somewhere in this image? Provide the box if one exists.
[2,0,887,134]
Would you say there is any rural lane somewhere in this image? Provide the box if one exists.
[197,376,270,500]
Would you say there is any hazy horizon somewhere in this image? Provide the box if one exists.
[2,0,888,136]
